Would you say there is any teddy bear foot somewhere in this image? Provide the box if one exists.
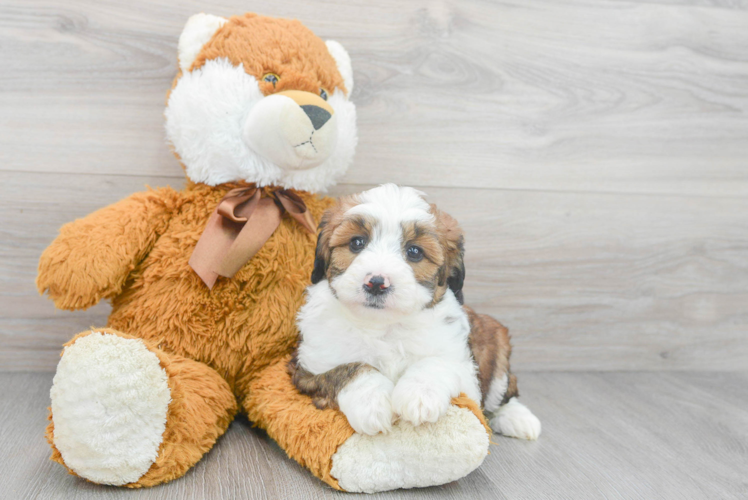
[330,404,490,493]
[48,329,239,487]
[49,331,172,485]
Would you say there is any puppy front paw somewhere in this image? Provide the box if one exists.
[338,372,395,435]
[391,381,452,426]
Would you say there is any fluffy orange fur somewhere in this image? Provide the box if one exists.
[38,183,339,487]
[191,13,346,96]
[38,13,489,490]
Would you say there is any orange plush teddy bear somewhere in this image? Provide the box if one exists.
[37,13,491,493]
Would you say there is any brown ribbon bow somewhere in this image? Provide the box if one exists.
[189,186,316,289]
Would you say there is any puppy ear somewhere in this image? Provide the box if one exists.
[310,230,328,284]
[310,215,332,284]
[433,205,466,304]
[447,238,465,305]
[311,195,360,284]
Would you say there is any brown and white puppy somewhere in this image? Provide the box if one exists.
[292,184,540,439]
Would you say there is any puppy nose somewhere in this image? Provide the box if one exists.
[364,274,390,295]
[301,105,332,130]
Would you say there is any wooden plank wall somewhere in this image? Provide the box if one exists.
[1,0,747,371]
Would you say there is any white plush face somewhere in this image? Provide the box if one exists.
[242,90,339,171]
[313,184,464,322]
[164,14,357,192]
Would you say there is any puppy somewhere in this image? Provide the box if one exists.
[291,184,540,439]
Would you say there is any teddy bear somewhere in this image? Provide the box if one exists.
[37,12,491,493]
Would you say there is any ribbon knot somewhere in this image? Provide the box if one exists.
[189,186,317,289]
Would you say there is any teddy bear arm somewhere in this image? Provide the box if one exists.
[37,187,180,310]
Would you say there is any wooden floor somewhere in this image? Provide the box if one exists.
[3,371,747,499]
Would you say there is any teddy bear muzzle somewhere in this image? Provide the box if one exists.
[243,89,338,171]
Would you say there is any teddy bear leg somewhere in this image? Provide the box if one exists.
[243,356,356,490]
[47,328,238,487]
[330,394,492,493]
[243,356,491,493]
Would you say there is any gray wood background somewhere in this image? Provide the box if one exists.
[1,0,747,372]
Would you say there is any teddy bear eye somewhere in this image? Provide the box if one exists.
[263,73,279,87]
[406,245,424,263]
[320,88,328,101]
[349,236,366,253]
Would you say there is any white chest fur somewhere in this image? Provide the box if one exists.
[297,282,481,402]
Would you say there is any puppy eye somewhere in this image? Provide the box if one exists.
[263,73,279,87]
[406,245,424,262]
[320,88,328,100]
[349,236,366,253]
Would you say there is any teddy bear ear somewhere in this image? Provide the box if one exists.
[325,40,354,95]
[178,13,228,73]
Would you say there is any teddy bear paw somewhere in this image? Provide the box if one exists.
[330,404,489,493]
[50,332,171,485]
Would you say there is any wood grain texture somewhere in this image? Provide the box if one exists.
[2,371,747,499]
[2,172,746,371]
[1,0,747,196]
[1,0,748,372]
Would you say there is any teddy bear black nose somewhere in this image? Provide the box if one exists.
[301,105,332,130]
